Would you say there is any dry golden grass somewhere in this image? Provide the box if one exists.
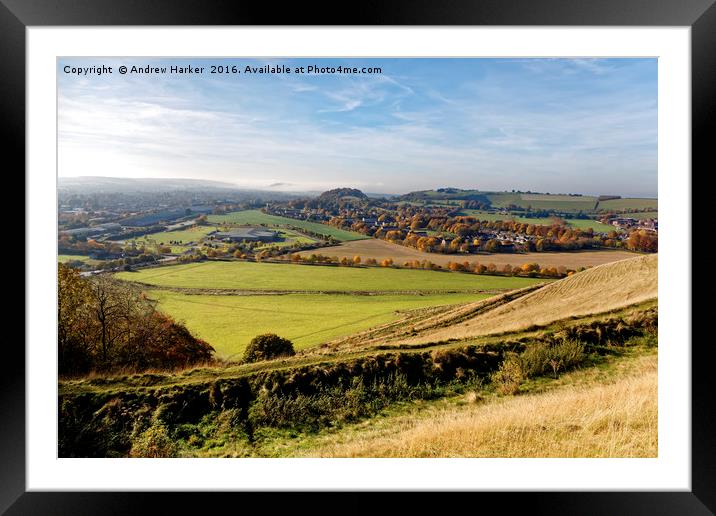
[324,284,543,351]
[402,253,657,345]
[301,354,657,458]
[310,238,640,269]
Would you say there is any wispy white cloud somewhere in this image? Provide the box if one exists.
[58,58,657,196]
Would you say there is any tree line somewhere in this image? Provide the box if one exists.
[285,253,574,278]
[58,264,214,376]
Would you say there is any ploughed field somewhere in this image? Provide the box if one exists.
[302,239,641,270]
[115,260,547,358]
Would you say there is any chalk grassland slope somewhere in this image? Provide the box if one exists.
[398,254,657,345]
[325,284,545,352]
[58,310,658,458]
[296,353,657,458]
[115,260,547,293]
[150,291,491,359]
[207,209,367,241]
[59,300,656,399]
[307,239,640,270]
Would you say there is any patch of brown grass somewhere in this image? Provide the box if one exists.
[402,254,657,345]
[301,354,657,458]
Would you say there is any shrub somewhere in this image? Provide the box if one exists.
[129,422,178,458]
[491,354,523,395]
[243,334,296,363]
[519,340,585,379]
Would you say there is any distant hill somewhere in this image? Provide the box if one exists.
[57,177,300,201]
[58,176,243,193]
[399,188,491,203]
[317,188,368,202]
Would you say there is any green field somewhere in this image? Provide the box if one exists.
[255,229,317,249]
[116,260,547,292]
[58,254,95,264]
[406,191,656,214]
[486,193,598,212]
[133,225,217,246]
[485,193,523,208]
[208,210,367,241]
[458,210,615,232]
[459,210,557,225]
[150,290,490,358]
[622,211,658,220]
[598,198,658,211]
[561,219,616,232]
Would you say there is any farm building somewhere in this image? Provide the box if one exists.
[213,228,279,242]
[189,205,215,214]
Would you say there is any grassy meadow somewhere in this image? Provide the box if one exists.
[486,193,598,212]
[114,259,548,358]
[565,218,617,232]
[150,290,490,358]
[207,209,367,241]
[254,229,317,249]
[115,260,548,292]
[58,254,92,263]
[622,211,658,220]
[484,192,657,214]
[598,198,658,211]
[137,225,217,245]
[458,210,615,232]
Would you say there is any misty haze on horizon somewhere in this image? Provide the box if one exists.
[58,58,658,198]
[57,175,656,200]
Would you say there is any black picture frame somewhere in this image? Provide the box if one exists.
[4,0,711,513]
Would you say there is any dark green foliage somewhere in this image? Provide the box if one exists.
[248,373,432,431]
[243,334,296,363]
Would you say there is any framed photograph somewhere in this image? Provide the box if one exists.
[6,0,712,512]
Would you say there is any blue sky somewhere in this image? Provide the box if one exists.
[58,58,657,197]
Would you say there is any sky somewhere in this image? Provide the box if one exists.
[58,57,657,197]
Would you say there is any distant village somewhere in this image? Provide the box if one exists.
[58,186,658,274]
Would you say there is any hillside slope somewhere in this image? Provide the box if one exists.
[296,353,657,458]
[396,254,657,345]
